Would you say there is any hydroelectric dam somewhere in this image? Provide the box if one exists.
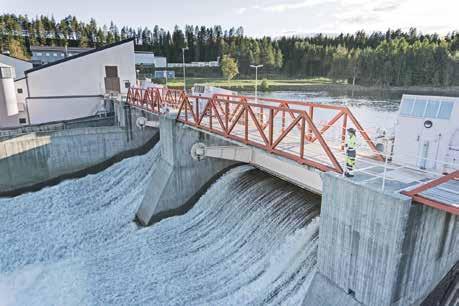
[0,88,457,306]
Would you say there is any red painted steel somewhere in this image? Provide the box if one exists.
[402,170,459,215]
[126,86,458,215]
[127,87,384,173]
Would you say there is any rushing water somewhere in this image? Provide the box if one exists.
[0,145,321,305]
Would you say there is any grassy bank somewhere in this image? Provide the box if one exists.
[165,77,346,91]
[164,77,459,97]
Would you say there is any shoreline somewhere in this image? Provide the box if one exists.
[169,82,459,97]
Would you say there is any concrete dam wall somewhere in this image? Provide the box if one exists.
[0,124,157,195]
[135,114,458,306]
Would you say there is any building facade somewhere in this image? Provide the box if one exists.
[30,46,93,66]
[134,51,167,68]
[393,94,459,173]
[0,54,33,79]
[0,39,136,128]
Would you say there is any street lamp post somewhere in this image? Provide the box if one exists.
[250,64,263,102]
[165,63,168,87]
[182,47,189,92]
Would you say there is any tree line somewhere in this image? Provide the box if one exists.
[1,13,458,86]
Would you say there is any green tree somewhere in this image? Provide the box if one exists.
[221,55,239,80]
[260,79,270,91]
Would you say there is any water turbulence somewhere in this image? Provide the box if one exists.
[0,145,321,306]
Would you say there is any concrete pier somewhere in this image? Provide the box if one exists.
[136,114,239,226]
[306,172,459,306]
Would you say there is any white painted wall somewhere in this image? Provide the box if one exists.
[27,97,103,124]
[0,54,33,79]
[393,95,459,173]
[0,79,29,128]
[154,57,167,68]
[135,52,155,65]
[26,40,135,97]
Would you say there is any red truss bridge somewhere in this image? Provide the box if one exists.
[126,86,458,215]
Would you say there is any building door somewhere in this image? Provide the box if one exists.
[104,66,120,93]
[418,141,430,169]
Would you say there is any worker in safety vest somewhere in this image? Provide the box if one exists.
[345,128,357,177]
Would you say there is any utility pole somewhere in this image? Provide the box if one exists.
[165,62,168,87]
[250,64,263,102]
[182,47,188,92]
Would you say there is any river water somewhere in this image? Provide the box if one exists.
[244,91,401,135]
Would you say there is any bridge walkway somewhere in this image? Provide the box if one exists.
[126,87,458,215]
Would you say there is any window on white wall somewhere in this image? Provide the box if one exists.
[438,102,453,119]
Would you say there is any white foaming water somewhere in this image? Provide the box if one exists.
[0,146,320,306]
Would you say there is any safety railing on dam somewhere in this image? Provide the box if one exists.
[127,87,383,173]
[126,86,459,215]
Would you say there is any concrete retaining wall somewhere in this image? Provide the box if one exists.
[0,114,115,141]
[136,114,239,226]
[0,125,157,195]
[312,172,459,306]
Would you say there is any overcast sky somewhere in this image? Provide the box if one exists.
[3,0,458,37]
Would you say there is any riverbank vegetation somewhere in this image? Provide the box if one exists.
[1,14,458,87]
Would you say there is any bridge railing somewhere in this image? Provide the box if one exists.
[127,87,384,174]
[175,93,384,173]
[126,87,186,113]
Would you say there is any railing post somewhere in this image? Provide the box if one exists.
[382,152,389,191]
[244,105,248,143]
[195,97,199,125]
[282,108,286,132]
[341,112,347,151]
[209,100,213,130]
[300,115,305,159]
[184,96,188,123]
[268,108,274,149]
[308,105,314,141]
[225,101,229,132]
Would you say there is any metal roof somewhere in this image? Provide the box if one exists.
[25,38,135,75]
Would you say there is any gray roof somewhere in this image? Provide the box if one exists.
[30,46,93,53]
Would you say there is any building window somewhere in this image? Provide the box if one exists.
[53,53,58,57]
[36,52,42,56]
[60,53,65,57]
[19,118,27,124]
[438,101,453,120]
[46,53,50,56]
[17,88,23,94]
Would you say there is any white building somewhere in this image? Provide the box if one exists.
[30,46,93,66]
[134,51,167,68]
[168,60,219,68]
[393,94,459,173]
[0,38,136,128]
[0,53,33,79]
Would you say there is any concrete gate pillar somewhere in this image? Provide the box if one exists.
[136,114,239,226]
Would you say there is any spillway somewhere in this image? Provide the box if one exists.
[0,145,321,305]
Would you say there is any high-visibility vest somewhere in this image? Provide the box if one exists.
[347,134,357,151]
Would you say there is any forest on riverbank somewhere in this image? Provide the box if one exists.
[1,14,458,87]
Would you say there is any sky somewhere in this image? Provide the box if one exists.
[2,0,458,37]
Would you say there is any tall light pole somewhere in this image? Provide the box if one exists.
[182,47,189,92]
[250,64,263,102]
